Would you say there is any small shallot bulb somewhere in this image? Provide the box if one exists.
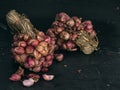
[72,16,81,27]
[22,78,34,87]
[14,54,21,62]
[33,66,41,72]
[18,41,27,47]
[13,35,18,41]
[20,54,28,63]
[57,39,63,46]
[23,34,30,41]
[50,38,56,44]
[36,31,45,41]
[33,50,41,60]
[43,61,53,67]
[18,34,24,39]
[25,46,34,54]
[31,39,39,47]
[14,47,25,55]
[24,63,30,69]
[12,41,18,47]
[62,43,67,50]
[27,57,35,67]
[52,21,59,26]
[45,36,51,43]
[55,27,63,34]
[60,31,70,40]
[84,20,92,25]
[28,39,39,47]
[67,19,75,27]
[27,73,40,82]
[46,55,53,61]
[56,12,70,23]
[71,33,78,40]
[41,68,48,72]
[16,67,24,76]
[9,74,21,81]
[55,54,64,62]
[42,74,54,81]
[66,41,75,50]
[86,24,93,30]
[36,42,49,56]
[46,29,55,38]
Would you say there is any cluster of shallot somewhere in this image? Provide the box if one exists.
[47,12,99,54]
[6,10,99,87]
[7,10,56,87]
[11,29,55,72]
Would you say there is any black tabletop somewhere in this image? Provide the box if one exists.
[0,0,120,90]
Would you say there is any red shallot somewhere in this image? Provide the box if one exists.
[42,74,54,81]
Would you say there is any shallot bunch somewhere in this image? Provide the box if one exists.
[11,30,55,72]
[6,10,99,87]
[47,12,99,54]
[6,10,55,86]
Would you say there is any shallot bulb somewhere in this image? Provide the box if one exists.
[56,12,70,23]
[42,74,54,81]
[41,68,48,72]
[27,73,40,82]
[9,67,24,81]
[22,78,34,87]
[55,54,64,62]
[9,74,21,81]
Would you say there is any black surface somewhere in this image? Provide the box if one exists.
[0,0,120,90]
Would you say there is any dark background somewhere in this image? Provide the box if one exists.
[0,0,120,90]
